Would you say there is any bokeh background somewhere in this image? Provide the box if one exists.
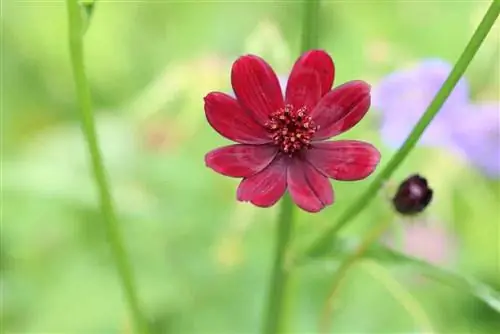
[3,1,499,333]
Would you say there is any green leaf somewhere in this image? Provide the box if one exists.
[306,238,500,314]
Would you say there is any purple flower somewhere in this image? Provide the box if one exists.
[372,59,469,148]
[452,102,500,178]
[373,59,500,178]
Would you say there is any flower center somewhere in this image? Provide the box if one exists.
[264,104,318,155]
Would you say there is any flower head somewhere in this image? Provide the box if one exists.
[204,50,380,212]
[372,59,469,148]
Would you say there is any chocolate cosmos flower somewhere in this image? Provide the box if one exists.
[204,50,381,212]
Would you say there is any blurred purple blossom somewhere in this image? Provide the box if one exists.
[372,59,469,148]
[373,59,500,177]
[452,102,500,178]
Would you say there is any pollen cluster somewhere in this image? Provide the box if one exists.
[265,104,318,155]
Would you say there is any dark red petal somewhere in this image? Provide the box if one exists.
[285,69,321,114]
[307,140,380,181]
[205,144,278,178]
[237,154,288,207]
[231,55,284,125]
[204,92,271,144]
[288,50,335,97]
[287,158,334,213]
[311,80,371,140]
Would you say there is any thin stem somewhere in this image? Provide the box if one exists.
[361,261,435,334]
[262,194,295,334]
[393,221,405,251]
[301,0,500,260]
[319,219,391,333]
[261,1,320,332]
[65,1,148,333]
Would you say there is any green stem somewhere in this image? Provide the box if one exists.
[65,1,147,333]
[301,0,500,260]
[301,0,320,52]
[261,1,320,333]
[262,195,295,334]
[374,245,500,313]
[393,220,405,251]
[319,219,391,333]
[361,261,435,334]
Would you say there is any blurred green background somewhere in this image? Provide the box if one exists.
[2,1,499,333]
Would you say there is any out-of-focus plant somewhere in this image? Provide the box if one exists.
[65,0,148,332]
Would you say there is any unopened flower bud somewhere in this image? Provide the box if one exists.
[392,174,433,215]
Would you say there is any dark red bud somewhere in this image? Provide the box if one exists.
[392,174,433,215]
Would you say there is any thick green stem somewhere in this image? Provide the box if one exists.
[65,1,147,332]
[301,0,320,52]
[301,0,500,260]
[261,2,320,332]
[262,195,295,334]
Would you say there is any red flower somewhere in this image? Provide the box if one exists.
[204,50,380,212]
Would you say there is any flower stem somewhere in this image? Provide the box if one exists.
[65,1,148,332]
[301,0,500,260]
[361,261,435,334]
[319,219,392,333]
[301,0,320,52]
[261,1,320,333]
[262,194,295,334]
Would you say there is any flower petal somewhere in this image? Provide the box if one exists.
[205,144,278,178]
[287,158,334,213]
[204,92,271,144]
[285,69,321,115]
[311,80,371,140]
[307,140,380,181]
[288,50,335,97]
[231,55,284,125]
[237,154,288,207]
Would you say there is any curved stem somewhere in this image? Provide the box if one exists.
[301,0,500,260]
[65,1,148,332]
[262,194,295,334]
[361,261,435,334]
[319,219,391,333]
